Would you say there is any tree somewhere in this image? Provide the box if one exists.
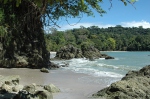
[107,37,116,50]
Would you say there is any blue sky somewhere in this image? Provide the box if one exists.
[47,0,150,31]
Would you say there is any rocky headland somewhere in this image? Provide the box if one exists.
[93,65,150,99]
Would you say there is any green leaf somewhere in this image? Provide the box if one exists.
[130,0,135,3]
[16,0,21,7]
[124,2,127,6]
[4,0,8,4]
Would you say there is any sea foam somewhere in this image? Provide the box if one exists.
[59,58,124,78]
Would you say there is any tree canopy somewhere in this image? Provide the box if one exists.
[0,0,137,28]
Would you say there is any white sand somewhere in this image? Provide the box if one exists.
[0,68,107,99]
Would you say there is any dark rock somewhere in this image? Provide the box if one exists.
[105,56,115,60]
[93,65,150,99]
[100,54,115,60]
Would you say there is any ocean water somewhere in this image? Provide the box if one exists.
[51,51,150,85]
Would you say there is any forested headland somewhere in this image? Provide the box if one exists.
[45,25,150,51]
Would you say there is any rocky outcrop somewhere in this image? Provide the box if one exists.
[81,45,101,59]
[93,65,150,99]
[55,44,84,59]
[55,44,114,60]
[0,75,60,99]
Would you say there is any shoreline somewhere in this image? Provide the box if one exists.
[0,68,107,99]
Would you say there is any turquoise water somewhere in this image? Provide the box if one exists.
[99,51,150,75]
[51,51,150,85]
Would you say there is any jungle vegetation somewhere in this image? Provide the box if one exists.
[45,25,150,51]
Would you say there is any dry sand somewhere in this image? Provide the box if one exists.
[0,68,107,99]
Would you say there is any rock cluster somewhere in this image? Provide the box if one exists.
[0,75,23,98]
[93,65,150,99]
[0,75,60,99]
[55,44,114,60]
[13,83,60,99]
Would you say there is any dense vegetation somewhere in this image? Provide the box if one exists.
[45,25,150,51]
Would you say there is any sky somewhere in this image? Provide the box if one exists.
[47,0,150,31]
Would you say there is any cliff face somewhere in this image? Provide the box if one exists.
[93,65,150,99]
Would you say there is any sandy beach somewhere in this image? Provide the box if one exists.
[0,68,107,99]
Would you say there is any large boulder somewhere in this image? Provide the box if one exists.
[93,65,150,99]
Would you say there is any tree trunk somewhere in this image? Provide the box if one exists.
[0,0,50,68]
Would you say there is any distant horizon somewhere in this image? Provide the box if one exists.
[45,23,150,33]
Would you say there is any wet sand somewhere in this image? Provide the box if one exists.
[0,68,107,99]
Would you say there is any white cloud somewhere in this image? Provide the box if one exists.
[58,20,150,31]
[59,22,115,31]
[121,20,150,28]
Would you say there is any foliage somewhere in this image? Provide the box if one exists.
[0,0,138,28]
[45,26,150,51]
